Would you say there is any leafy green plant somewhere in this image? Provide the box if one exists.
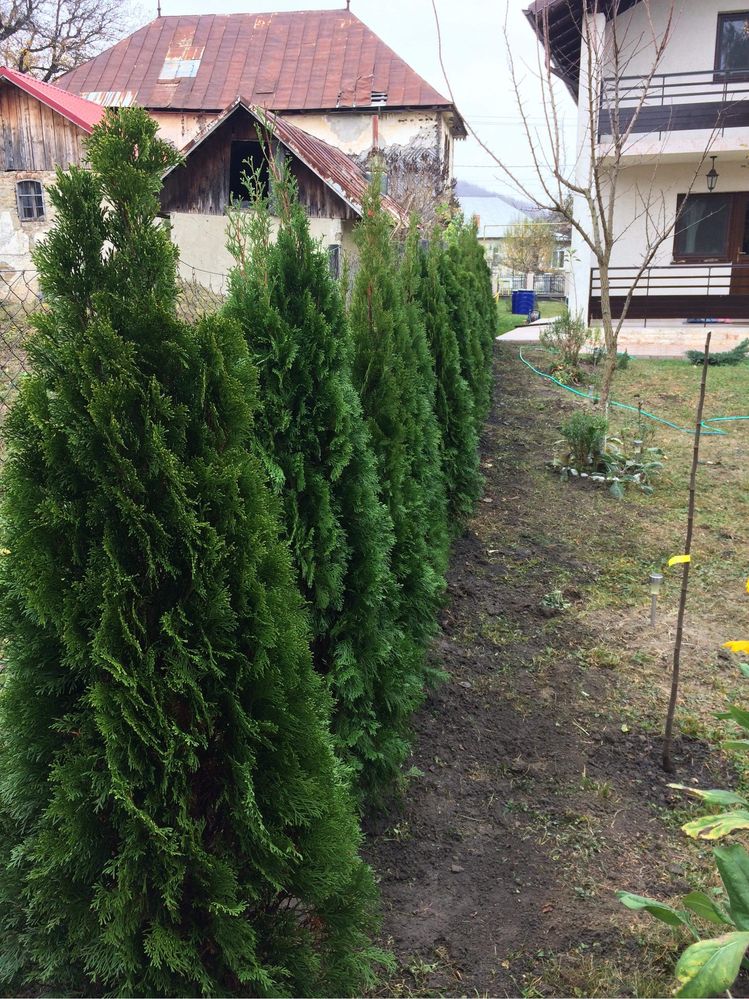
[555,411,663,497]
[617,667,749,997]
[539,307,589,375]
[686,338,749,366]
[559,410,608,469]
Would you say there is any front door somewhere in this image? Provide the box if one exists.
[731,192,749,294]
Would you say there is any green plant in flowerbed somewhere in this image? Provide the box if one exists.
[539,307,589,385]
[618,659,749,998]
[551,409,664,498]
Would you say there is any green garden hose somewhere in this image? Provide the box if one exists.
[518,347,749,437]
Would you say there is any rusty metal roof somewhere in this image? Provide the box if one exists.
[165,97,406,224]
[0,65,104,132]
[57,9,457,121]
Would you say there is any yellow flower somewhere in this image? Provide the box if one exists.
[723,641,749,654]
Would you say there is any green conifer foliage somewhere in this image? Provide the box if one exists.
[225,171,418,800]
[0,108,379,997]
[458,217,497,410]
[415,235,481,528]
[440,237,489,429]
[349,183,448,663]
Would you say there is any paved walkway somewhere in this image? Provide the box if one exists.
[498,323,749,358]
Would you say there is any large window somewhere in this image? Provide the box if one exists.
[715,12,749,76]
[15,179,45,221]
[673,193,731,260]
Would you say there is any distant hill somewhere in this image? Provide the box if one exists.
[455,180,499,198]
[454,179,537,215]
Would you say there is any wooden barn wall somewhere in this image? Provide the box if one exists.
[160,109,357,221]
[0,84,88,171]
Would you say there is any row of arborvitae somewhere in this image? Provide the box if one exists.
[0,109,495,996]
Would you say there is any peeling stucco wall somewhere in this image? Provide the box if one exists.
[0,170,56,275]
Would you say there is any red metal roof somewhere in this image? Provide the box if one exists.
[167,98,406,223]
[57,10,454,116]
[0,65,105,132]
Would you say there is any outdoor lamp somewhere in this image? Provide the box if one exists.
[649,572,664,627]
[707,156,719,193]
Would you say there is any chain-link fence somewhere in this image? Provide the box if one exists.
[0,269,228,458]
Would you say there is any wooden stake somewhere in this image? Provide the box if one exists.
[662,331,711,772]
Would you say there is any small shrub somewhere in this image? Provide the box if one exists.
[686,338,749,366]
[559,410,608,469]
[540,307,589,370]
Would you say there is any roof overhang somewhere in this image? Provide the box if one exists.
[163,98,406,223]
[524,0,644,101]
[0,65,104,132]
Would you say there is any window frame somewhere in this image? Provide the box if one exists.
[714,11,749,81]
[672,191,734,263]
[15,179,45,222]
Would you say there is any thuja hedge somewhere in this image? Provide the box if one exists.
[0,109,381,997]
[224,171,420,801]
[0,112,495,995]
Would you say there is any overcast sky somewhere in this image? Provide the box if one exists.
[148,0,578,202]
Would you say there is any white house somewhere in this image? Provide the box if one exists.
[526,0,749,338]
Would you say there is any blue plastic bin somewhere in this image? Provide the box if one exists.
[511,289,537,316]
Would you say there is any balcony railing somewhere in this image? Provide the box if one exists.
[599,69,749,137]
[590,264,749,321]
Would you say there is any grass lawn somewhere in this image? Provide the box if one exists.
[496,297,566,336]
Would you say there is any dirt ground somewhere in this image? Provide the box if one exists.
[364,344,746,998]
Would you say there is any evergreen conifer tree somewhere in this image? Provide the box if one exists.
[349,181,447,661]
[225,168,419,800]
[456,218,497,411]
[415,234,481,528]
[0,108,379,997]
[439,235,489,429]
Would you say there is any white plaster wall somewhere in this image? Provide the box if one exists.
[600,1,749,157]
[281,109,443,157]
[152,112,217,150]
[603,0,749,79]
[171,211,345,291]
[606,159,749,271]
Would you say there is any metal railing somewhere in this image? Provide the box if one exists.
[590,262,749,321]
[599,68,749,135]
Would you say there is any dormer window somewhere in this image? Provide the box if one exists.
[716,12,749,77]
[16,180,45,221]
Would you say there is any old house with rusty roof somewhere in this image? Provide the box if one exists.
[162,98,405,288]
[56,8,466,218]
[0,67,103,272]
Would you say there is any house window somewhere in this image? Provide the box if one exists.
[16,179,45,221]
[715,12,749,76]
[229,141,270,202]
[673,193,731,260]
[328,244,341,280]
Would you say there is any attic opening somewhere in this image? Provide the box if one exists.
[229,140,270,201]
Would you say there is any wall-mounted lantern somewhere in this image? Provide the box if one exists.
[707,156,720,193]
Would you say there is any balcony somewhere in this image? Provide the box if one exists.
[599,70,749,138]
[589,264,749,322]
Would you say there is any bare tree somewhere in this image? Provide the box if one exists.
[0,0,139,81]
[501,215,558,276]
[432,0,719,408]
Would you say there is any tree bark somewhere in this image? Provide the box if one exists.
[662,331,711,772]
